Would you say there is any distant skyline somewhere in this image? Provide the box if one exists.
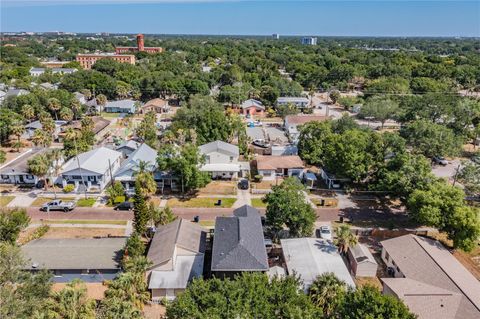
[2,1,479,37]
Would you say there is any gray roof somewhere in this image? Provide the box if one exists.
[381,235,480,319]
[147,219,206,268]
[199,140,239,157]
[116,140,140,152]
[349,243,377,265]
[105,99,137,110]
[0,148,48,175]
[241,99,265,110]
[22,238,125,270]
[62,147,122,175]
[149,255,204,290]
[115,143,158,179]
[277,97,309,104]
[211,205,268,272]
[5,88,29,98]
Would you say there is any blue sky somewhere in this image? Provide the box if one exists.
[2,1,479,37]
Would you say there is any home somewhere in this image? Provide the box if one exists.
[276,97,310,109]
[116,140,141,158]
[22,238,124,283]
[24,120,66,140]
[211,205,269,278]
[58,116,110,142]
[380,234,480,319]
[240,99,265,117]
[4,88,29,100]
[255,155,304,180]
[199,140,250,179]
[29,67,77,77]
[346,243,378,277]
[147,219,206,301]
[114,143,157,194]
[104,99,138,114]
[141,98,170,114]
[284,114,330,143]
[319,168,350,189]
[39,82,58,90]
[61,147,122,191]
[0,148,48,186]
[73,92,87,105]
[281,238,356,292]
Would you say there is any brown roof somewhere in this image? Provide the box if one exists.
[285,115,330,125]
[144,98,167,108]
[68,116,110,135]
[256,155,304,170]
[381,235,480,319]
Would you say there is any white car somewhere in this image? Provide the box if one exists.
[318,226,332,240]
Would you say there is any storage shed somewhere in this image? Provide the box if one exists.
[347,243,378,277]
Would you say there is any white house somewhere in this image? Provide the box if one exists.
[61,147,122,191]
[0,149,47,186]
[29,67,77,77]
[114,143,157,194]
[276,97,310,109]
[256,155,304,180]
[199,140,249,179]
[284,115,330,143]
[104,99,138,114]
[115,140,141,158]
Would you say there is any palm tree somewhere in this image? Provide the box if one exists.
[334,224,358,254]
[70,98,81,120]
[49,279,96,319]
[27,154,50,191]
[80,89,92,100]
[59,107,74,121]
[32,130,53,148]
[40,116,56,135]
[309,273,347,318]
[96,94,107,113]
[98,297,142,319]
[133,160,157,197]
[10,120,25,152]
[47,149,63,198]
[21,104,35,122]
[47,97,61,120]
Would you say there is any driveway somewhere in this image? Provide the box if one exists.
[233,189,251,208]
[431,159,462,181]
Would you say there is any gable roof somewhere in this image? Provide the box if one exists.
[0,148,48,175]
[241,99,265,110]
[105,99,137,110]
[381,235,480,319]
[115,143,158,177]
[199,140,239,157]
[116,140,140,152]
[144,98,167,108]
[211,205,268,272]
[61,147,122,175]
[147,219,206,268]
[349,243,377,265]
[256,155,304,170]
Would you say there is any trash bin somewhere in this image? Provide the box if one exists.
[339,216,344,223]
[193,215,200,223]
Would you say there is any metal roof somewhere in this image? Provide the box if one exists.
[114,143,157,178]
[199,140,239,157]
[349,243,377,265]
[61,147,122,175]
[148,255,204,290]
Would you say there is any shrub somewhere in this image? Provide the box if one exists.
[20,225,50,244]
[114,196,126,204]
[63,184,75,193]
[77,198,96,207]
[254,175,263,182]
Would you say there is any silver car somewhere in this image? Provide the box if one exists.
[40,199,76,212]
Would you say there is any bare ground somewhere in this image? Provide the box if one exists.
[42,227,125,239]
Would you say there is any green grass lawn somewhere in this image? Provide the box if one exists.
[100,112,123,118]
[76,198,97,207]
[30,197,76,207]
[43,219,127,225]
[0,196,15,207]
[251,198,267,208]
[199,220,215,227]
[167,197,236,208]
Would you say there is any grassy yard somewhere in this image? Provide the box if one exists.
[198,181,237,195]
[76,198,97,207]
[251,198,267,208]
[31,197,76,207]
[0,196,15,207]
[100,112,123,118]
[199,220,215,227]
[167,197,236,208]
[42,219,127,225]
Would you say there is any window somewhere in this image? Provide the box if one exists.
[384,251,390,261]
[1,175,8,179]
[229,156,234,162]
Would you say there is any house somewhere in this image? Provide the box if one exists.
[0,90,5,104]
[284,115,330,142]
[240,99,265,117]
[380,235,480,319]
[255,155,304,180]
[281,238,356,292]
[59,116,110,141]
[61,147,122,191]
[22,238,124,283]
[347,243,378,277]
[29,67,77,77]
[114,143,157,193]
[211,205,269,277]
[24,120,66,140]
[116,140,141,158]
[104,99,138,114]
[5,88,29,100]
[39,82,58,90]
[271,144,298,156]
[319,168,350,189]
[73,92,87,105]
[141,98,169,114]
[199,140,249,179]
[147,219,206,301]
[276,97,310,109]
[0,148,50,186]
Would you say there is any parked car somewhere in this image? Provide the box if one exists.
[317,225,332,240]
[252,139,269,148]
[238,179,249,190]
[40,199,76,212]
[433,156,448,166]
[114,201,134,211]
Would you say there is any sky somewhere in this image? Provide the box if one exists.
[1,0,479,37]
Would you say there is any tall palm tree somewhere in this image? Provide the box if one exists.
[40,116,56,135]
[334,224,358,254]
[70,98,81,120]
[32,130,52,148]
[21,104,35,122]
[47,149,63,199]
[10,120,25,152]
[47,98,61,120]
[59,107,74,121]
[96,94,107,113]
[133,160,157,197]
[309,273,347,318]
[27,154,50,191]
[80,89,92,100]
[49,279,96,319]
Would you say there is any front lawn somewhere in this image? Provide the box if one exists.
[0,196,15,207]
[76,198,97,207]
[30,197,76,207]
[167,197,236,208]
[251,198,267,208]
[43,219,127,225]
[198,181,237,195]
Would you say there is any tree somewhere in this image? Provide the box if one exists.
[265,177,316,239]
[133,162,157,198]
[150,205,176,227]
[46,149,64,198]
[297,120,334,166]
[27,153,50,190]
[407,181,480,251]
[309,273,347,319]
[96,94,107,113]
[276,103,300,118]
[124,233,145,260]
[59,107,74,121]
[40,115,56,135]
[80,89,92,100]
[48,279,96,319]
[106,181,126,205]
[10,120,24,152]
[359,97,399,128]
[401,120,462,158]
[32,129,53,148]
[0,150,5,164]
[21,104,35,122]
[70,98,82,120]
[0,208,30,243]
[166,273,318,319]
[132,182,150,234]
[135,111,157,148]
[334,224,358,254]
[340,285,416,319]
[329,90,341,104]
[457,161,480,195]
[47,97,61,120]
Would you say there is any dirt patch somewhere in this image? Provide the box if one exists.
[17,227,40,244]
[143,304,167,319]
[42,227,125,239]
[198,181,237,195]
[252,178,283,190]
[52,282,108,300]
[453,247,480,280]
[355,277,383,290]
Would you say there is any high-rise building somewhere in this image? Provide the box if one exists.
[76,54,136,69]
[272,33,280,40]
[115,34,163,54]
[301,37,317,45]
